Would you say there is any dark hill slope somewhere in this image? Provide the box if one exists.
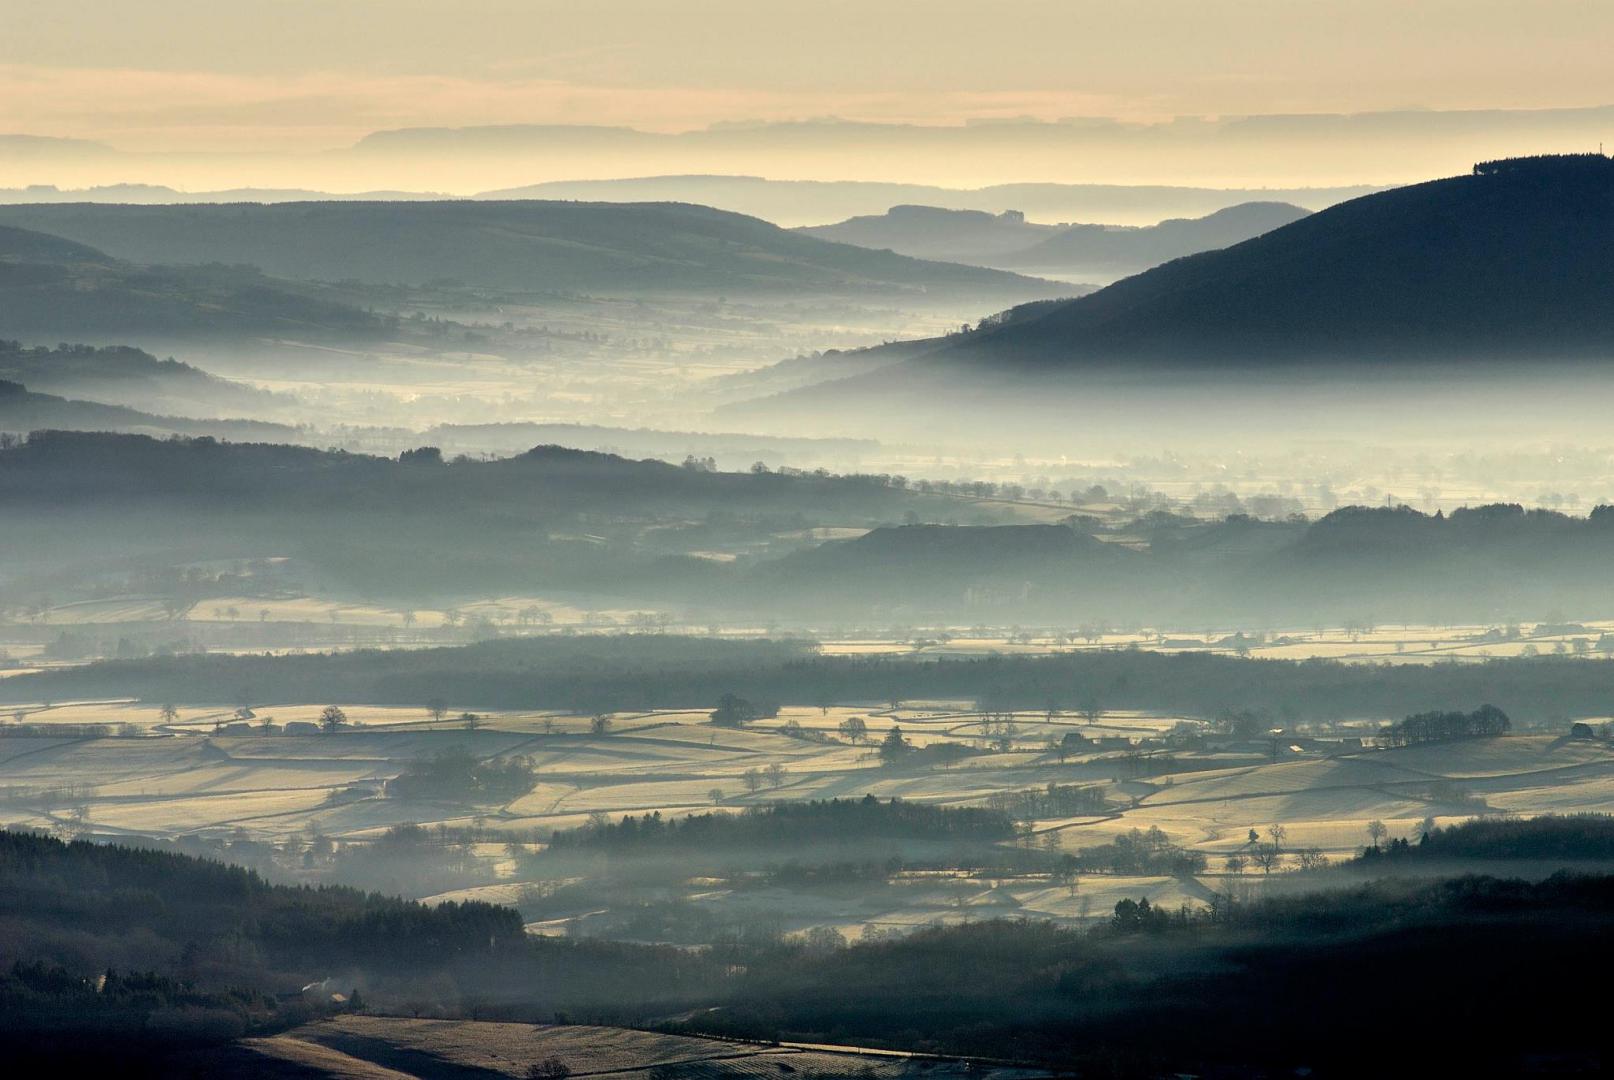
[943,155,1614,365]
[756,155,1614,412]
[0,200,1066,298]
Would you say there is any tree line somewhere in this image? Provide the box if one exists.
[10,635,1614,726]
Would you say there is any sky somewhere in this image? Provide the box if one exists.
[5,0,1613,153]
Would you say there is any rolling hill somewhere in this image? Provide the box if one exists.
[0,340,278,416]
[746,506,1614,622]
[0,379,297,440]
[0,201,1068,299]
[0,222,389,340]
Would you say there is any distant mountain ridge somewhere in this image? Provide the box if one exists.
[480,175,1375,228]
[998,202,1312,275]
[799,201,1310,278]
[799,206,1061,264]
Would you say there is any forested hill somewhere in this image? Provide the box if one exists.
[0,431,920,516]
[0,828,719,1068]
[0,431,933,597]
[0,200,1068,298]
[767,154,1614,401]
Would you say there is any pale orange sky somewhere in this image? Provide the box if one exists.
[5,1,1613,152]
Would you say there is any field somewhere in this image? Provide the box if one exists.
[207,1017,1058,1080]
[4,689,1611,943]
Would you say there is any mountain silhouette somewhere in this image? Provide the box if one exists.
[746,155,1614,417]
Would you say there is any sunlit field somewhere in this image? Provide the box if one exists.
[5,689,1609,942]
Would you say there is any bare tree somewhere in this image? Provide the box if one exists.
[426,697,449,722]
[1297,847,1329,871]
[1251,843,1284,875]
[319,704,349,732]
[590,714,613,735]
[526,1057,572,1080]
[742,767,764,794]
[1366,819,1388,848]
[158,703,179,725]
[764,762,787,788]
[837,716,868,744]
[461,712,482,732]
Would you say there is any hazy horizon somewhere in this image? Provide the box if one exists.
[7,1,1614,191]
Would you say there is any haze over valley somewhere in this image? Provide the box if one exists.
[6,5,1614,1076]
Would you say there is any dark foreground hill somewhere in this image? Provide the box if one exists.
[6,825,1614,1075]
[0,829,718,1072]
[0,200,1067,299]
[972,155,1614,364]
[748,155,1614,415]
